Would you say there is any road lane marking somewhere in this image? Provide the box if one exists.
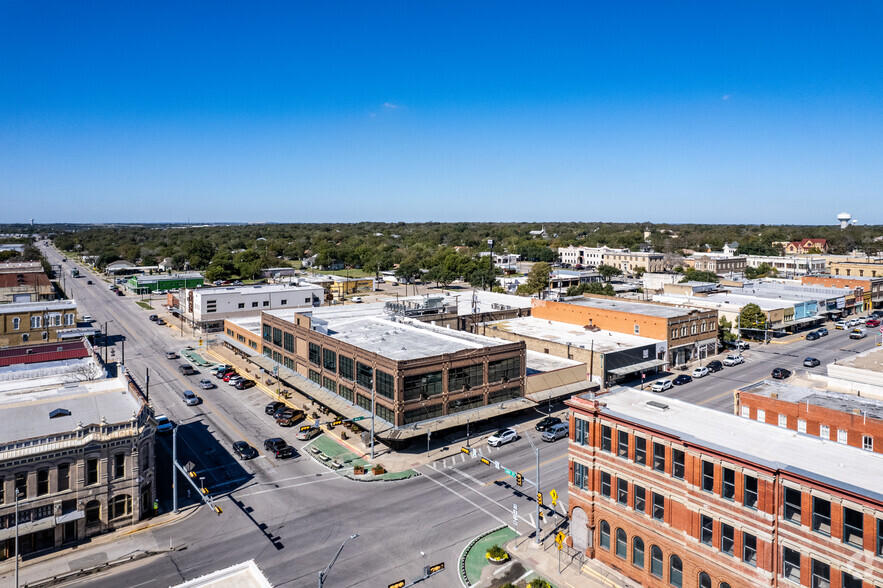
[422,472,514,530]
[423,466,533,527]
[697,389,735,407]
[234,475,344,497]
[484,452,568,487]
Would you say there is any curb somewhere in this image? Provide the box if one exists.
[459,524,508,587]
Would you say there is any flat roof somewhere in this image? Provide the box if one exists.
[526,350,583,374]
[0,299,77,314]
[739,379,883,420]
[0,374,142,443]
[653,293,795,312]
[564,297,701,319]
[835,345,883,373]
[194,283,323,296]
[438,289,533,314]
[483,316,659,354]
[583,388,883,502]
[172,560,272,588]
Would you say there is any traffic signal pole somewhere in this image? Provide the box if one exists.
[524,431,541,544]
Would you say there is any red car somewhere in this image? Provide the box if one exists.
[223,371,238,382]
[866,319,880,327]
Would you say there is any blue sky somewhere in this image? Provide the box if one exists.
[2,2,881,225]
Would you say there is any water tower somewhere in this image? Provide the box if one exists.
[837,212,852,229]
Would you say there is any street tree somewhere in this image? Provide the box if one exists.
[597,264,622,282]
[516,262,551,296]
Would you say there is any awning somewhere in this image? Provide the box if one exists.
[785,315,825,326]
[56,510,85,524]
[608,358,667,376]
[0,516,56,541]
[526,380,599,403]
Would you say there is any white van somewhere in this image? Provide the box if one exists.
[849,328,867,339]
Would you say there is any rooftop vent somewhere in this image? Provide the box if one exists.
[646,400,669,411]
[49,408,71,419]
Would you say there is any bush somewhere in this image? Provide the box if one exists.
[486,544,508,560]
[527,579,550,588]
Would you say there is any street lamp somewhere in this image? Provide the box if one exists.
[14,488,20,588]
[318,533,359,588]
[523,430,542,544]
[103,320,114,365]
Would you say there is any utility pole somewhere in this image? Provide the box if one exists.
[318,534,359,588]
[370,384,376,459]
[14,489,20,588]
[172,425,178,514]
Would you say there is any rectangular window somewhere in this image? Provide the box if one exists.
[322,376,337,394]
[487,357,520,382]
[403,372,443,401]
[272,327,282,346]
[863,435,874,451]
[742,533,757,567]
[36,469,49,496]
[309,369,321,384]
[744,475,758,509]
[700,514,713,545]
[811,559,829,588]
[323,348,337,372]
[600,471,611,498]
[634,437,646,466]
[113,454,125,479]
[339,356,354,381]
[338,385,354,402]
[356,362,373,390]
[720,523,734,555]
[784,487,802,524]
[57,464,70,492]
[651,492,665,521]
[702,461,715,492]
[574,418,589,445]
[280,299,287,305]
[820,424,829,439]
[308,342,320,365]
[356,393,372,411]
[634,485,645,514]
[798,419,807,433]
[652,443,666,473]
[837,429,848,444]
[601,425,612,452]
[237,302,244,309]
[262,301,269,307]
[375,403,395,424]
[778,414,788,428]
[812,497,831,535]
[842,507,864,549]
[783,547,801,583]
[447,364,483,391]
[722,467,735,501]
[86,458,99,486]
[573,462,588,490]
[740,405,750,418]
[262,324,271,342]
[878,519,883,557]
[617,478,628,505]
[283,332,294,353]
[841,572,862,588]
[757,409,765,423]
[617,431,629,459]
[672,449,685,479]
[14,472,27,499]
[376,370,395,400]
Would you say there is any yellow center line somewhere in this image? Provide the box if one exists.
[484,452,568,486]
[697,389,735,406]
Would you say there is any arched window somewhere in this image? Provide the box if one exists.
[650,545,663,577]
[21,333,29,342]
[65,313,75,326]
[670,554,683,587]
[85,500,101,526]
[110,494,132,519]
[599,521,610,550]
[615,528,627,559]
[719,584,731,588]
[632,537,644,568]
[699,572,711,588]
[12,317,20,330]
[31,316,41,329]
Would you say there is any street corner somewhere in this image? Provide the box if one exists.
[304,434,420,482]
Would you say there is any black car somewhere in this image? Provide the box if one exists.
[706,360,723,372]
[771,368,792,379]
[233,441,259,460]
[535,416,562,432]
[235,379,256,390]
[264,437,293,459]
[148,314,158,321]
[803,357,821,368]
[265,401,285,415]
[805,331,820,341]
[672,375,693,385]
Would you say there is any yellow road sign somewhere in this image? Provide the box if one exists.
[549,488,558,505]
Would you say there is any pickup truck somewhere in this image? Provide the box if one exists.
[849,328,867,339]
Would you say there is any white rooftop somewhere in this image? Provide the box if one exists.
[483,316,660,353]
[194,283,323,296]
[653,292,798,312]
[0,299,77,314]
[526,350,583,374]
[564,297,700,319]
[593,388,883,502]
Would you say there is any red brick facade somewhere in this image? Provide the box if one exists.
[566,394,883,588]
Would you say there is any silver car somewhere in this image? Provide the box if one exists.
[541,423,569,442]
[182,390,200,406]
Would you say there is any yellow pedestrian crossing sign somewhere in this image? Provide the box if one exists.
[555,532,565,550]
[549,488,558,505]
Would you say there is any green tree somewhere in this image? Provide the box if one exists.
[738,303,767,338]
[234,249,266,280]
[718,316,736,343]
[597,264,622,282]
[745,263,777,279]
[395,256,422,284]
[679,268,719,283]
[517,262,551,296]
[632,266,646,278]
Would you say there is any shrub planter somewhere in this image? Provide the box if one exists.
[353,465,366,475]
[371,465,386,475]
[485,545,509,565]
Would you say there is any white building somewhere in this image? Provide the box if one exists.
[745,255,826,276]
[558,245,628,267]
[178,283,325,332]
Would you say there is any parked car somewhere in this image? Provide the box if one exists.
[265,401,285,415]
[263,438,293,459]
[82,315,92,322]
[535,416,562,432]
[215,368,236,379]
[865,319,881,328]
[165,351,178,359]
[723,355,744,366]
[816,328,828,337]
[541,423,569,442]
[672,375,693,385]
[805,331,820,341]
[275,406,298,420]
[148,314,158,321]
[691,366,710,378]
[651,379,672,392]
[706,360,723,372]
[850,328,867,339]
[487,428,518,447]
[235,379,256,390]
[771,368,792,379]
[156,318,166,325]
[351,296,364,303]
[295,426,322,441]
[198,379,215,390]
[233,441,258,460]
[115,290,124,296]
[210,364,232,374]
[155,414,173,434]
[182,389,200,405]
[848,318,862,327]
[227,375,245,386]
[734,340,750,350]
[223,372,239,382]
[276,409,305,427]
[803,357,821,367]
[835,320,848,330]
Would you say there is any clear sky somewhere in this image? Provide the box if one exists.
[2,2,881,225]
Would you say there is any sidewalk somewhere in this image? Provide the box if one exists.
[0,506,198,587]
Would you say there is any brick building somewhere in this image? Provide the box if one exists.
[684,255,747,276]
[567,388,883,588]
[0,261,55,303]
[0,300,78,347]
[827,261,883,279]
[736,377,883,454]
[802,275,883,310]
[532,297,718,367]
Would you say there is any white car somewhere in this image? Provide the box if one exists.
[351,296,364,303]
[651,379,673,392]
[848,318,862,327]
[692,366,710,378]
[198,379,215,390]
[155,414,173,434]
[81,315,92,322]
[723,355,744,366]
[228,375,245,386]
[835,320,848,330]
[487,428,518,447]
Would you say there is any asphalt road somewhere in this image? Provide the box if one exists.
[35,243,881,587]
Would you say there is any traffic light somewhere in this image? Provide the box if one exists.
[480,457,491,466]
[189,471,197,478]
[516,472,523,486]
[213,505,222,515]
[388,581,405,588]
[537,492,543,506]
[201,487,209,495]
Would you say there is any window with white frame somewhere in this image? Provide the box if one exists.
[863,435,873,451]
[778,414,788,428]
[31,316,41,329]
[837,429,847,444]
[740,406,750,418]
[798,419,807,434]
[65,313,75,325]
[819,424,829,439]
[756,409,765,423]
[12,317,20,330]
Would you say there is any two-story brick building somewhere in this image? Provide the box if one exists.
[0,300,78,347]
[567,388,883,588]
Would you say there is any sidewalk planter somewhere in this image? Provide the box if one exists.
[527,579,551,588]
[371,464,386,475]
[353,465,366,475]
[485,544,509,565]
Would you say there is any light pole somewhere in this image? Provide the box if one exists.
[487,239,495,291]
[524,430,542,544]
[318,533,359,588]
[370,383,376,459]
